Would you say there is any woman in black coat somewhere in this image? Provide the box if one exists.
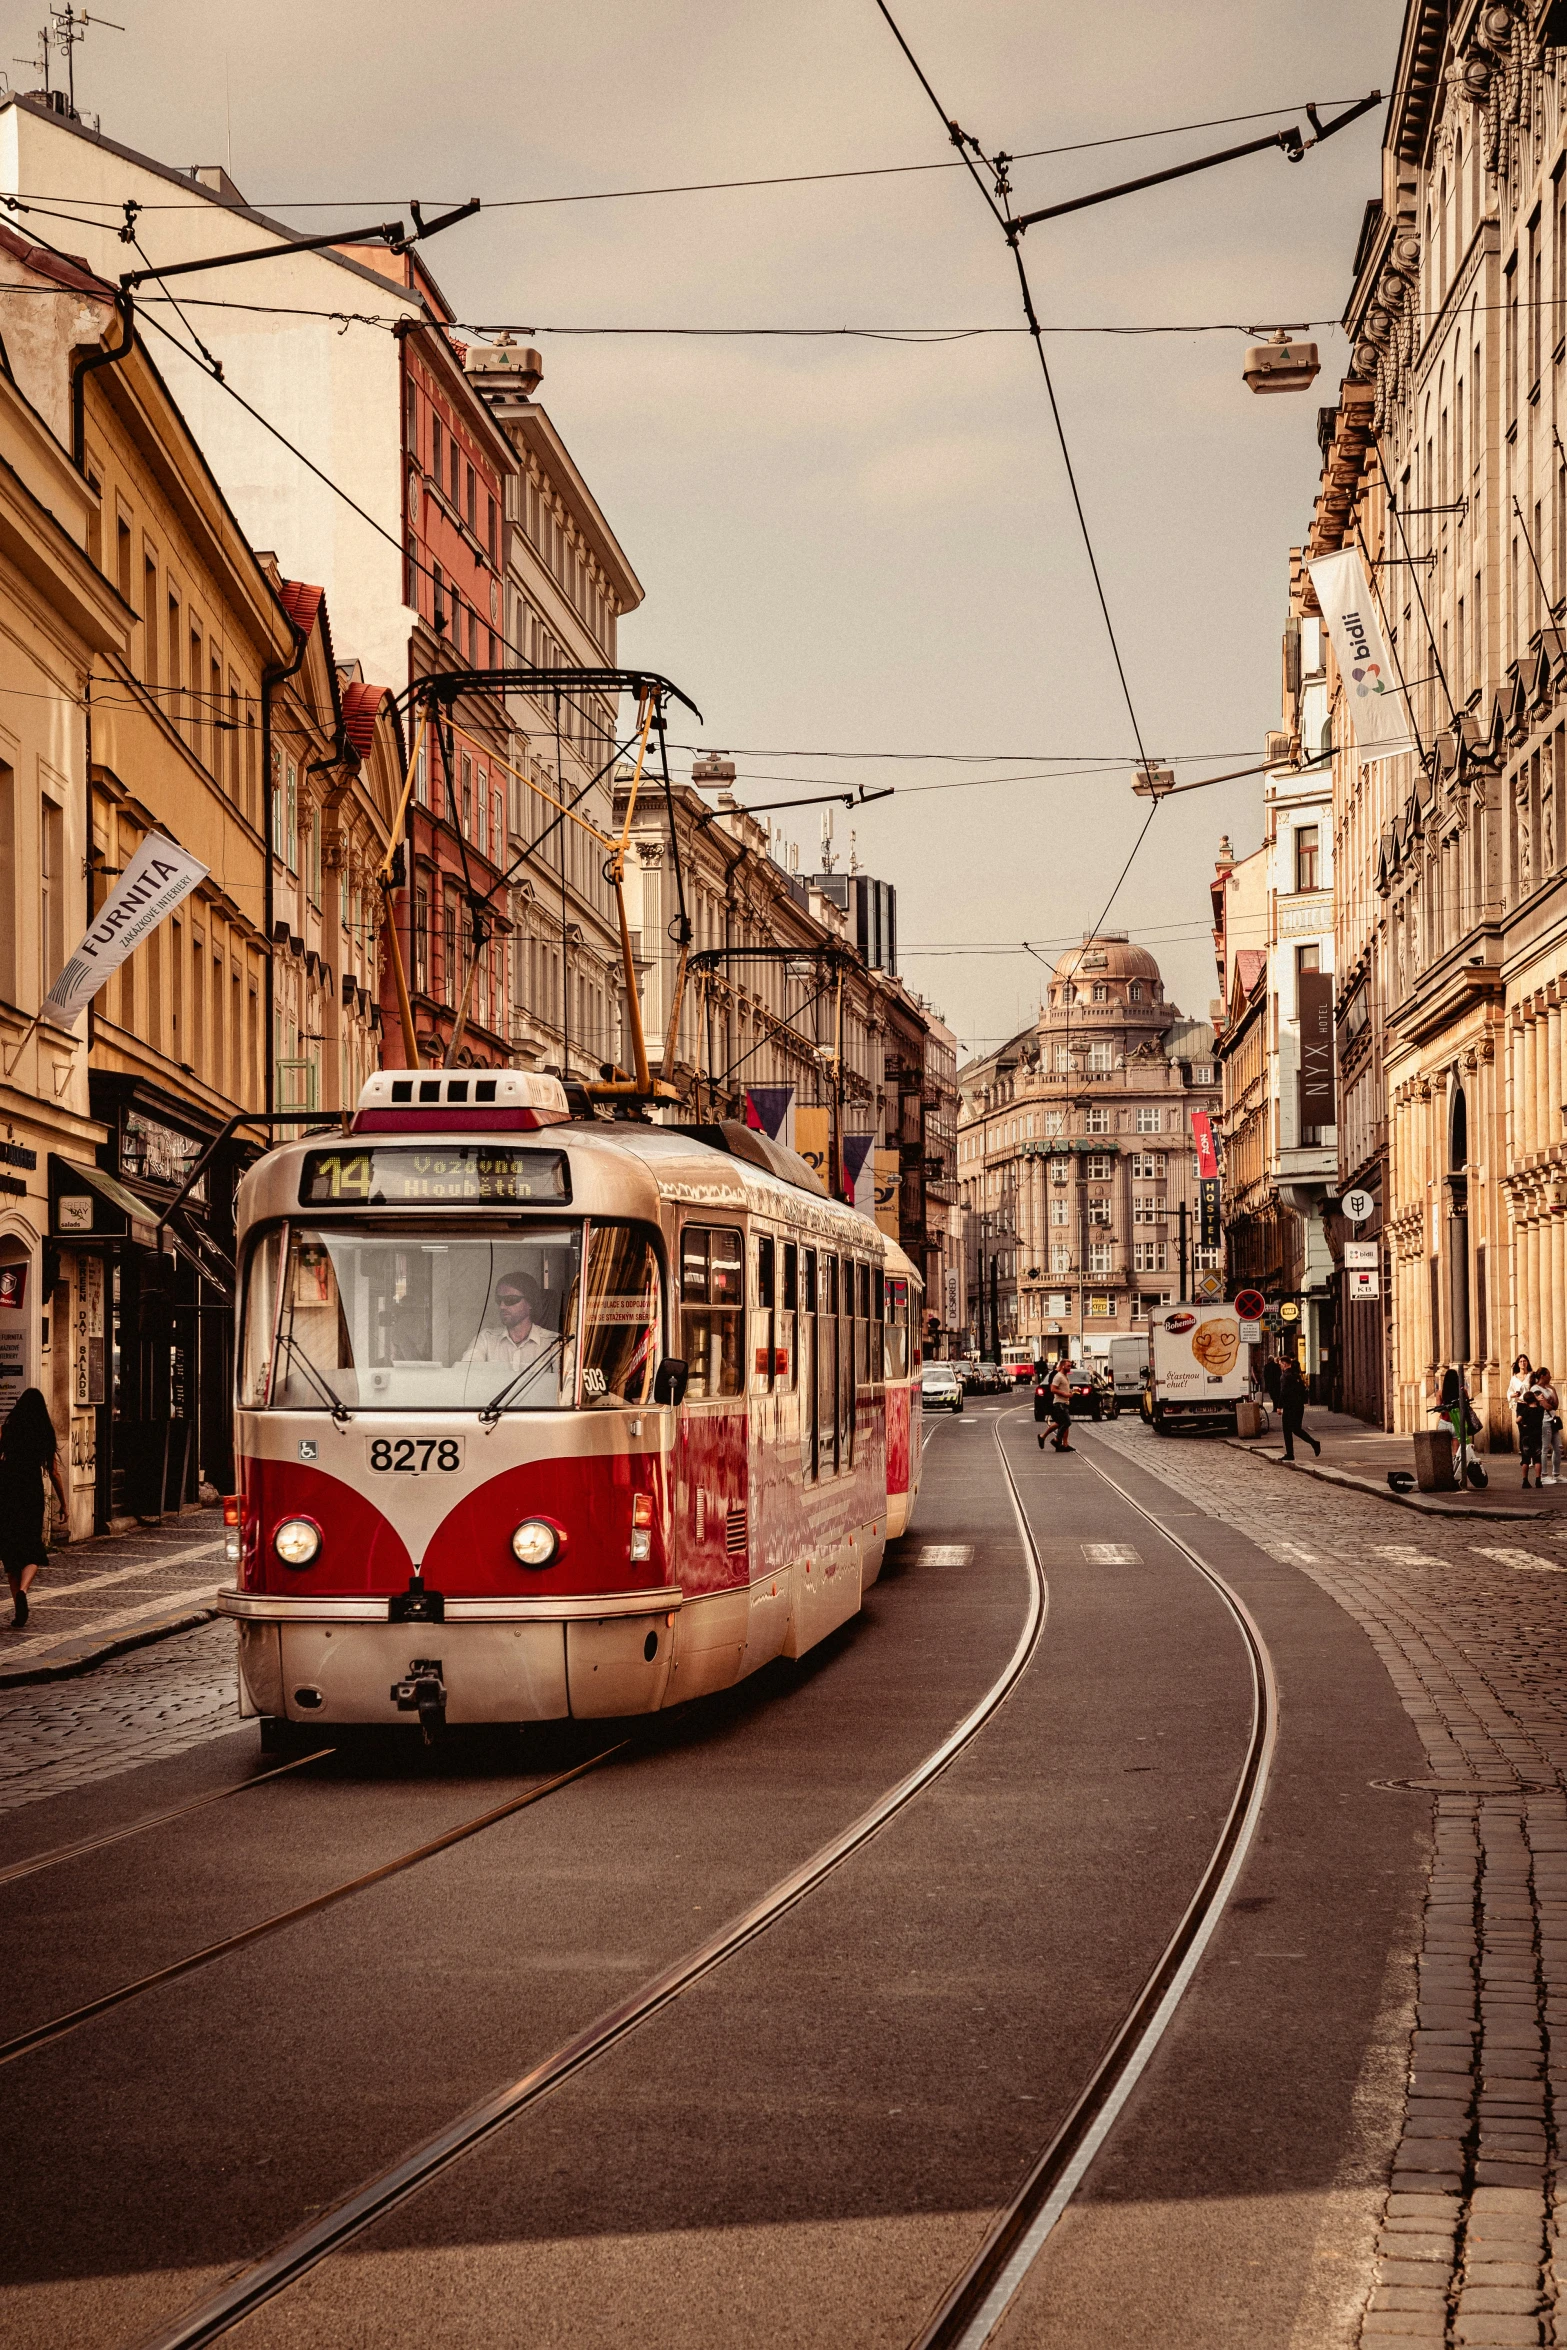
[1279,1358,1320,1462]
[0,1388,68,1627]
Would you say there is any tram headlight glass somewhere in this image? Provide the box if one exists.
[273,1516,321,1568]
[510,1518,559,1569]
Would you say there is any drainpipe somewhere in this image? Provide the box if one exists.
[71,289,134,475]
[261,621,310,1114]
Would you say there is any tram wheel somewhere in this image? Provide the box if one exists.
[259,1716,317,1758]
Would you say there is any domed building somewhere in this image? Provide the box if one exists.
[955,932,1220,1360]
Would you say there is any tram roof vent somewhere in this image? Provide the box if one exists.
[353,1071,573,1134]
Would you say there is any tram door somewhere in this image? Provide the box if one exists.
[817,1252,839,1477]
[801,1246,817,1482]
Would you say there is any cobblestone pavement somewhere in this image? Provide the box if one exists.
[0,1615,239,1819]
[0,1506,226,1684]
[1095,1417,1567,2349]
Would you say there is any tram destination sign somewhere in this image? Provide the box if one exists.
[300,1147,571,1206]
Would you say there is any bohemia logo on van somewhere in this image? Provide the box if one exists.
[1342,607,1388,699]
[1164,1312,1196,1334]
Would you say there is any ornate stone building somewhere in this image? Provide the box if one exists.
[1306,0,1567,1440]
[956,935,1219,1360]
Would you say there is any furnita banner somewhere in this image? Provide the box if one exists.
[43,833,208,1026]
[1304,549,1419,763]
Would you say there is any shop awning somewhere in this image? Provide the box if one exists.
[49,1157,160,1248]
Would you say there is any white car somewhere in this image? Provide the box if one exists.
[920,1363,965,1413]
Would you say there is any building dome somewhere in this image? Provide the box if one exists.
[1048,930,1163,990]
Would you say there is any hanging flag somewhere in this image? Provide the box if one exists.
[842,1133,875,1220]
[744,1084,796,1145]
[1304,549,1419,762]
[1191,1109,1219,1181]
[874,1147,900,1237]
[793,1106,830,1190]
[43,833,208,1027]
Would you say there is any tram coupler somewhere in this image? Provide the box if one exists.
[389,1571,445,1624]
[391,1658,447,1743]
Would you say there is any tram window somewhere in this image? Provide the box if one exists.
[579,1222,661,1407]
[782,1242,798,1314]
[873,1267,885,1330]
[680,1225,744,1400]
[253,1223,592,1410]
[239,1228,282,1405]
[752,1234,776,1393]
[885,1276,910,1380]
[857,1262,872,1384]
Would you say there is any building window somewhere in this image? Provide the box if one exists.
[1089,1042,1113,1072]
[1133,1241,1166,1272]
[1087,1197,1111,1225]
[433,561,446,634]
[1089,1242,1113,1274]
[432,413,443,488]
[1131,1152,1163,1179]
[1050,1198,1068,1226]
[1091,982,1108,1003]
[466,462,477,531]
[1085,1154,1115,1181]
[1085,1107,1109,1134]
[1295,824,1320,891]
[1133,1195,1166,1223]
[1043,1110,1065,1135]
[1050,1244,1070,1274]
[1192,1246,1222,1271]
[405,371,418,459]
[1136,1106,1162,1133]
[1054,1045,1070,1074]
[1129,981,1143,1002]
[285,762,298,872]
[1190,1063,1214,1085]
[487,494,498,561]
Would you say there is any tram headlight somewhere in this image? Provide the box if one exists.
[510,1518,559,1569]
[273,1517,322,1569]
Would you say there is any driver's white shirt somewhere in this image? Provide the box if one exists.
[462,1322,559,1396]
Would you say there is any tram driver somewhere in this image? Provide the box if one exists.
[461,1270,570,1402]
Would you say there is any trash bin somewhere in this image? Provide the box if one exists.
[1413,1429,1457,1491]
[1236,1400,1267,1438]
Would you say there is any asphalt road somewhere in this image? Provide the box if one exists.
[0,1404,1428,2349]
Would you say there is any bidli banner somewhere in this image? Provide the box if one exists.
[1304,549,1419,762]
[43,833,208,1026]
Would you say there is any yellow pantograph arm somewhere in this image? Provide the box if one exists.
[443,713,619,856]
[378,699,433,885]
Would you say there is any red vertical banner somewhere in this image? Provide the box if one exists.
[1191,1109,1218,1181]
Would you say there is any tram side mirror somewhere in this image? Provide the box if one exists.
[653,1358,688,1408]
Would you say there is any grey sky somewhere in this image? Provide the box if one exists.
[30,0,1398,1050]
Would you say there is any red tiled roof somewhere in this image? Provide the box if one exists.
[0,219,115,301]
[277,578,324,635]
[341,679,393,759]
[1233,949,1266,998]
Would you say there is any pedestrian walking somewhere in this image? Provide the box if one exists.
[1042,1358,1074,1453]
[1537,1368,1561,1486]
[1262,1355,1283,1409]
[1518,1371,1548,1488]
[0,1387,68,1629]
[1508,1354,1536,1455]
[1279,1357,1319,1462]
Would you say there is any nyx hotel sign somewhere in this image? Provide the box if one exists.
[1298,969,1336,1128]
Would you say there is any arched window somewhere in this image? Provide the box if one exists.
[1129,980,1144,1002]
[1450,1084,1468,1171]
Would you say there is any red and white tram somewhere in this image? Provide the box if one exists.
[221,1073,922,1740]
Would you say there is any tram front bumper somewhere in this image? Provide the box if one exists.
[219,1589,682,1724]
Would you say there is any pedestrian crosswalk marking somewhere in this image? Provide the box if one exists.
[1472,1546,1567,1575]
[919,1545,973,1567]
[1082,1543,1142,1564]
[1373,1544,1445,1567]
[1263,1540,1319,1564]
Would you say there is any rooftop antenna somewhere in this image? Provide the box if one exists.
[819,806,837,874]
[48,5,122,118]
[15,23,51,96]
[848,827,860,875]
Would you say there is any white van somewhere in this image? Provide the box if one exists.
[1146,1304,1252,1435]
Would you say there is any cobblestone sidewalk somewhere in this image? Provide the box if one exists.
[0,1616,239,1819]
[0,1506,226,1685]
[1096,1418,1567,2349]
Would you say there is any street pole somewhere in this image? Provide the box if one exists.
[1178,1199,1190,1304]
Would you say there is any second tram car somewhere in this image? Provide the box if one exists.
[221,1074,922,1737]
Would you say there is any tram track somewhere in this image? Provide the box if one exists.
[911,1421,1278,2350]
[133,1411,1049,2350]
[0,1747,335,1893]
[0,1740,627,2072]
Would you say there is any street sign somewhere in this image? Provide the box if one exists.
[1279,1299,1301,1322]
[1238,1319,1262,1343]
[1344,1240,1379,1269]
[1342,1187,1375,1224]
[1194,1269,1223,1301]
[1347,1267,1381,1301]
[1234,1288,1266,1321]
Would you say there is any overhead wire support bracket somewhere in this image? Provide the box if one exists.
[116,196,482,290]
[1006,90,1382,236]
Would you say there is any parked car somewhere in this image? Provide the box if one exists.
[973,1360,1009,1393]
[920,1362,965,1413]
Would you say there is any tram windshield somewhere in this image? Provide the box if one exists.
[242,1220,661,1412]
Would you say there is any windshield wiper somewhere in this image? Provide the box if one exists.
[275,1330,352,1428]
[478,1332,571,1430]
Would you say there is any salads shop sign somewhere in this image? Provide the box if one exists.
[42,834,207,1027]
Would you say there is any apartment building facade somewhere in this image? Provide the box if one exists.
[957,935,1220,1360]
